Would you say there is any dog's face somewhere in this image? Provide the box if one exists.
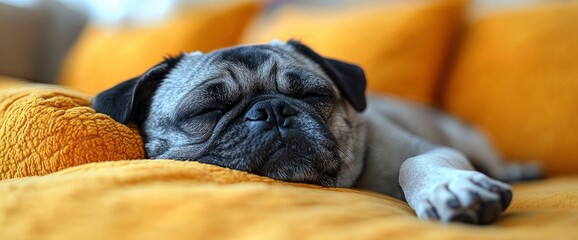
[92,40,367,187]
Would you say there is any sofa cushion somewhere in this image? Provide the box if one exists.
[0,84,144,180]
[58,0,261,95]
[441,2,578,176]
[1,160,577,240]
[243,0,465,104]
[0,75,28,89]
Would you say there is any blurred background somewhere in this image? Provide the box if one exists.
[0,0,558,85]
[1,0,578,175]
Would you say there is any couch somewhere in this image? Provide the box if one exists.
[1,0,577,239]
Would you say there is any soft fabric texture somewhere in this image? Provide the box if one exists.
[0,85,144,180]
[1,160,577,240]
[441,2,578,176]
[58,0,261,95]
[243,0,465,104]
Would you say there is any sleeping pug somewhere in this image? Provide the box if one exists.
[92,40,540,224]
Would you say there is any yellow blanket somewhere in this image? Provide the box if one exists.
[2,160,578,240]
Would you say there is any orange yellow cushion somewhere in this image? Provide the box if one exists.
[442,2,578,176]
[1,160,577,239]
[0,84,144,180]
[244,0,465,104]
[0,75,28,89]
[58,0,261,95]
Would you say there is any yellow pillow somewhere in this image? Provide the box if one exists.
[442,3,578,176]
[243,0,465,104]
[0,84,144,180]
[58,0,261,95]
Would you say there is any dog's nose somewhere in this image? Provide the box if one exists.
[245,99,297,128]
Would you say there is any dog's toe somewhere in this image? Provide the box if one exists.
[498,188,513,211]
[425,207,440,220]
[477,200,502,224]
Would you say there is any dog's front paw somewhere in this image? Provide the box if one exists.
[415,172,512,224]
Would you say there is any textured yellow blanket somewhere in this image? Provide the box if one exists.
[2,160,578,240]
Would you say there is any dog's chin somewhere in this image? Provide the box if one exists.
[249,146,340,187]
[195,144,340,187]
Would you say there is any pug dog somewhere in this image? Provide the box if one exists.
[92,40,540,224]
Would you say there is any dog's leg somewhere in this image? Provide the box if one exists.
[399,148,512,224]
[434,114,542,182]
[365,95,541,182]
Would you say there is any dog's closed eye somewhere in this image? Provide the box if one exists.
[300,90,334,102]
[188,106,225,118]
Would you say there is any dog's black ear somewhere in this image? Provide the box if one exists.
[92,54,183,124]
[287,40,367,111]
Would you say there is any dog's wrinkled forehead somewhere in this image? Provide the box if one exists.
[152,42,334,114]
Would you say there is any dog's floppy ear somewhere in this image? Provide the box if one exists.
[91,54,184,124]
[287,40,367,111]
